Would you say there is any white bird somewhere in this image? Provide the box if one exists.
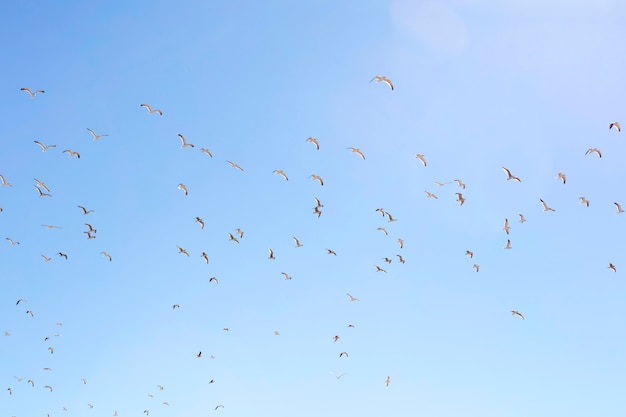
[228,233,239,243]
[77,205,94,215]
[455,193,465,206]
[63,149,81,158]
[465,250,473,258]
[347,147,365,159]
[309,174,324,186]
[540,199,555,212]
[518,214,526,223]
[34,141,56,152]
[177,246,189,256]
[397,254,406,264]
[281,272,292,280]
[510,310,524,320]
[101,252,112,261]
[614,202,624,214]
[177,133,194,148]
[473,264,479,272]
[504,239,511,250]
[556,172,567,184]
[397,238,404,248]
[268,248,276,260]
[609,121,621,132]
[503,218,510,235]
[502,167,521,182]
[346,293,359,301]
[307,137,320,150]
[201,252,209,264]
[385,376,391,387]
[195,217,204,229]
[374,265,387,273]
[370,75,394,90]
[385,212,397,222]
[6,238,20,246]
[579,197,590,207]
[87,128,108,140]
[273,170,288,180]
[41,255,52,262]
[377,227,388,235]
[585,148,602,158]
[210,277,218,284]
[454,179,466,189]
[200,148,213,157]
[415,154,427,166]
[609,263,617,272]
[178,183,188,195]
[34,178,50,191]
[425,191,438,199]
[293,237,303,248]
[140,104,163,115]
[227,160,244,171]
[326,248,337,256]
[0,175,12,187]
[21,87,45,97]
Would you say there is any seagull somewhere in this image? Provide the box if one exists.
[377,227,388,235]
[314,197,323,208]
[333,335,340,342]
[48,347,54,354]
[540,199,555,212]
[27,379,35,386]
[281,272,292,280]
[326,248,337,256]
[579,197,590,207]
[385,376,391,387]
[518,214,527,223]
[454,179,466,189]
[425,191,438,199]
[585,148,602,158]
[614,202,624,214]
[313,206,322,217]
[339,351,349,357]
[210,277,219,284]
[77,205,94,215]
[397,238,404,248]
[228,233,239,243]
[177,133,194,148]
[157,385,164,390]
[197,351,202,358]
[473,264,479,272]
[227,160,244,171]
[162,402,169,406]
[21,87,45,97]
[415,154,427,166]
[63,149,81,158]
[178,183,188,195]
[41,255,52,262]
[370,75,394,90]
[85,223,97,233]
[347,324,355,328]
[34,178,50,191]
[215,405,224,410]
[433,181,449,187]
[101,252,112,261]
[34,185,52,197]
[6,238,20,246]
[82,379,87,384]
[609,122,621,132]
[236,228,244,238]
[293,237,303,248]
[374,265,387,273]
[465,250,473,258]
[347,147,365,159]
[34,141,56,152]
[58,252,68,259]
[201,252,209,264]
[455,193,465,206]
[609,263,617,272]
[42,224,61,229]
[7,388,12,395]
[510,310,524,320]
[16,298,26,305]
[195,217,205,229]
[172,304,180,309]
[309,174,324,186]
[273,170,289,180]
[88,404,94,408]
[397,254,405,264]
[556,172,567,184]
[200,148,213,157]
[177,246,189,256]
[385,212,397,222]
[44,385,53,392]
[382,257,392,264]
[346,293,359,301]
[307,137,320,150]
[87,128,108,140]
[140,104,163,115]
[268,248,276,260]
[503,218,510,234]
[502,167,521,182]
[375,208,385,217]
[0,175,12,187]
[504,239,511,250]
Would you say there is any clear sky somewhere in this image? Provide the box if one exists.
[2,1,626,416]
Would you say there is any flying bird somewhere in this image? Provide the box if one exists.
[0,175,12,187]
[585,148,602,158]
[6,238,20,246]
[346,293,359,301]
[504,239,511,250]
[268,248,276,260]
[609,263,617,272]
[579,197,590,207]
[556,172,567,184]
[374,265,387,273]
[339,351,349,357]
[34,141,56,152]
[425,191,438,199]
[326,248,337,256]
[228,233,239,243]
[177,246,189,256]
[465,250,473,258]
[313,206,322,217]
[178,183,188,195]
[415,154,427,166]
[377,227,388,235]
[397,254,406,264]
[16,298,27,305]
[58,252,68,259]
[177,133,194,148]
[281,272,292,280]
[77,205,94,215]
[540,199,555,212]
[44,385,53,392]
[382,257,392,264]
[273,170,289,180]
[140,104,163,115]
[101,252,112,261]
[473,264,479,272]
[397,238,404,248]
[385,376,391,387]
[21,87,45,97]
[87,128,108,140]
[385,212,397,222]
[215,405,224,410]
[306,137,320,150]
[84,223,97,233]
[510,310,525,320]
[200,148,213,157]
[42,224,61,230]
[454,179,466,189]
[609,122,621,132]
[347,147,365,159]
[41,255,52,262]
[34,185,52,197]
[614,202,624,214]
[201,252,209,264]
[309,174,324,186]
[518,214,526,223]
[34,178,50,191]
[172,304,180,309]
[503,218,510,235]
[502,167,521,182]
[236,228,244,238]
[455,193,465,206]
[227,160,244,171]
[195,217,205,229]
[370,75,394,90]
[314,197,323,208]
[293,237,303,248]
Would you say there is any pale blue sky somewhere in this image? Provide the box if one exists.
[2,1,626,416]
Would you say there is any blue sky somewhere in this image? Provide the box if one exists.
[2,1,626,416]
